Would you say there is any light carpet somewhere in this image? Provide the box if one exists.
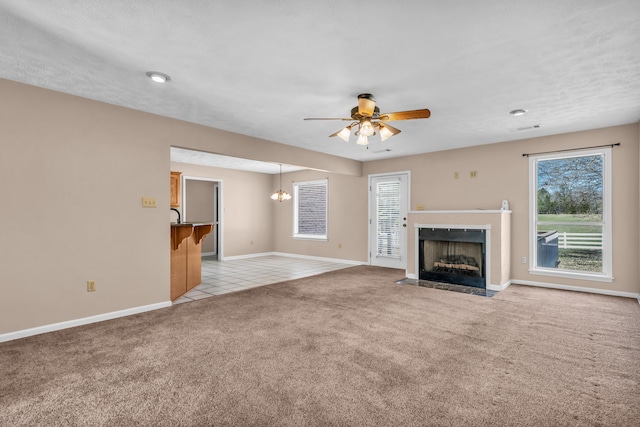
[1,266,638,426]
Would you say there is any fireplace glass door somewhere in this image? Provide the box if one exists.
[418,228,486,288]
[423,241,483,278]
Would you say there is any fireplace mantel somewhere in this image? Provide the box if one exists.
[407,210,511,291]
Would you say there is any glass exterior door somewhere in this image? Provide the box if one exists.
[369,173,408,269]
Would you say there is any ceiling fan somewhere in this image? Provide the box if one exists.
[304,93,431,146]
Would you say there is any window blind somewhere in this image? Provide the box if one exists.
[294,179,327,239]
[376,180,401,258]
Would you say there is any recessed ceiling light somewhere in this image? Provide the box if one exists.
[509,109,527,116]
[146,71,170,83]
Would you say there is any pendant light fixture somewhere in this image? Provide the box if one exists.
[271,164,291,202]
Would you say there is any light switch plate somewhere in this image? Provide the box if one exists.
[142,197,157,208]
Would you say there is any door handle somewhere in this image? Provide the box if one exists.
[403,224,407,227]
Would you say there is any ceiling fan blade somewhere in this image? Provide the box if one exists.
[378,108,431,121]
[304,117,353,121]
[357,94,376,117]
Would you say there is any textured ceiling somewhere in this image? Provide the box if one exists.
[1,0,639,166]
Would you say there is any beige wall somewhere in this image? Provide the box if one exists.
[169,130,361,178]
[365,124,640,294]
[183,179,217,254]
[1,77,638,337]
[172,165,369,262]
[0,78,359,335]
[0,81,170,334]
[272,170,368,262]
[171,162,275,257]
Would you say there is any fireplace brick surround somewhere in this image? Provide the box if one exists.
[407,210,511,291]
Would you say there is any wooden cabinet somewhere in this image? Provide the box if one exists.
[170,171,182,208]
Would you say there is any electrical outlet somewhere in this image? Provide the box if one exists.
[454,172,459,179]
[521,257,527,264]
[416,204,425,211]
[141,197,157,208]
[87,280,96,292]
[338,243,342,249]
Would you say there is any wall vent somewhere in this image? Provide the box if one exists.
[509,124,541,133]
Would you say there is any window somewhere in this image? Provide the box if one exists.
[293,179,327,240]
[529,148,612,281]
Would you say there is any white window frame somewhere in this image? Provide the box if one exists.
[528,147,612,282]
[293,179,328,241]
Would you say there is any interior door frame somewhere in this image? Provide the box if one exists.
[181,175,224,260]
[368,171,411,270]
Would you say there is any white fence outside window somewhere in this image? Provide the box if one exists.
[557,232,603,250]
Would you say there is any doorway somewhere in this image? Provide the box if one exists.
[369,172,409,270]
[182,176,222,259]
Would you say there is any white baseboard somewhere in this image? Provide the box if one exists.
[222,251,365,266]
[222,251,277,261]
[402,275,637,300]
[0,301,172,344]
[272,252,365,266]
[201,251,216,257]
[512,279,640,300]
[487,280,512,292]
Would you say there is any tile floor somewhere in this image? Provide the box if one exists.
[173,255,355,304]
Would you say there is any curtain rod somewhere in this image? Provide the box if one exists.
[522,143,620,157]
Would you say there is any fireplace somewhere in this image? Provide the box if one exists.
[418,227,487,288]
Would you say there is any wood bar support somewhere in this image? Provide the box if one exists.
[170,223,213,301]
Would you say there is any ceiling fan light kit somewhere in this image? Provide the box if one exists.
[379,123,400,141]
[304,93,430,146]
[333,125,353,142]
[356,133,369,145]
[359,119,375,136]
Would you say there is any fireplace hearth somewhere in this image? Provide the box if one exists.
[419,228,486,288]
